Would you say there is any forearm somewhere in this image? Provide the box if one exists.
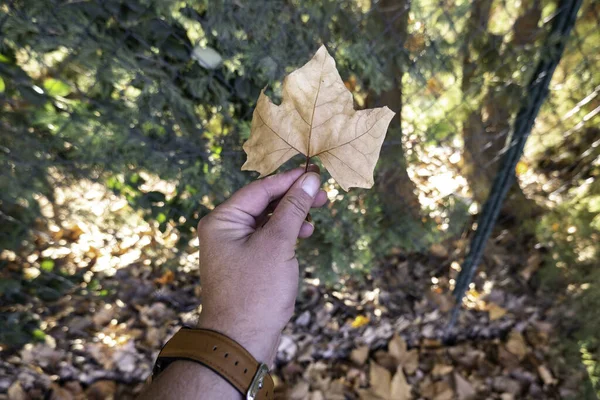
[139,314,280,400]
[141,360,242,400]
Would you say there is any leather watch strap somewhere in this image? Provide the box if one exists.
[153,328,274,400]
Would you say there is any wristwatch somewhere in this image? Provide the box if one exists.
[153,328,274,400]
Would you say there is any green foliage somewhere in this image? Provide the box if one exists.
[0,0,435,273]
[0,0,597,290]
[537,177,600,395]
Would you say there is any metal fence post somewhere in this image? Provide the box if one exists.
[446,0,584,335]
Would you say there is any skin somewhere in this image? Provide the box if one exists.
[140,165,328,399]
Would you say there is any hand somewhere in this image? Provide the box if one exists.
[195,166,327,364]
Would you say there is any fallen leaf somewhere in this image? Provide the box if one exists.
[427,290,454,313]
[289,380,310,400]
[49,383,73,400]
[374,350,398,372]
[358,389,386,400]
[453,372,476,400]
[304,362,331,392]
[537,365,557,386]
[20,344,65,369]
[369,362,391,400]
[432,364,454,376]
[154,269,175,285]
[277,335,298,363]
[242,45,395,191]
[63,382,83,397]
[351,315,370,328]
[429,243,448,258]
[295,310,311,327]
[8,381,28,400]
[145,327,166,348]
[520,253,541,281]
[139,302,175,327]
[113,341,139,374]
[433,385,454,400]
[515,161,528,176]
[390,369,412,400]
[487,303,508,321]
[505,330,528,361]
[421,338,442,348]
[387,333,419,374]
[93,304,115,328]
[402,350,420,375]
[85,380,116,400]
[351,345,370,366]
[326,379,347,400]
[421,379,454,400]
[492,376,522,396]
[497,345,521,369]
[388,333,407,361]
[309,391,325,400]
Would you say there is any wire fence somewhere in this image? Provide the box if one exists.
[1,0,599,333]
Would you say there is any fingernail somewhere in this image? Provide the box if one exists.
[307,164,320,173]
[301,174,320,197]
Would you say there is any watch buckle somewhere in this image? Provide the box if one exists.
[247,363,269,400]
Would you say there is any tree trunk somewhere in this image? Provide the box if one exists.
[461,0,544,221]
[368,0,421,226]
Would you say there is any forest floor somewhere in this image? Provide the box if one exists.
[0,179,592,400]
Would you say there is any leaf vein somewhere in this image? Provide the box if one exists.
[313,115,382,156]
[256,111,304,155]
[324,150,368,181]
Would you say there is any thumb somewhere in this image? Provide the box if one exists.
[264,172,321,242]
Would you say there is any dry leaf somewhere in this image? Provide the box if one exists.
[515,160,528,176]
[387,334,419,374]
[8,382,28,400]
[505,330,528,361]
[429,243,448,258]
[92,304,115,328]
[369,362,392,400]
[49,384,74,400]
[427,290,454,313]
[374,350,398,372]
[309,391,325,400]
[487,303,508,321]
[85,380,116,400]
[242,45,395,191]
[358,389,386,400]
[390,369,412,400]
[520,253,542,281]
[351,315,370,328]
[403,350,420,375]
[154,269,174,285]
[362,361,411,400]
[388,333,407,361]
[453,372,476,400]
[289,381,310,400]
[326,379,347,400]
[497,345,521,369]
[421,379,454,400]
[431,364,454,377]
[351,345,370,366]
[538,365,557,386]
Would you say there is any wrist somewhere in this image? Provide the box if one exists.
[196,312,280,365]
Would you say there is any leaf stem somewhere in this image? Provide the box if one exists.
[304,155,311,172]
